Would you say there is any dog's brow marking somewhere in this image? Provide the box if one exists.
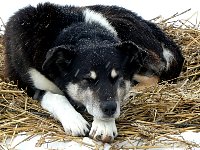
[83,8,117,37]
[111,69,118,79]
[90,71,97,80]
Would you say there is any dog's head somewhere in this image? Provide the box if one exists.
[42,41,145,120]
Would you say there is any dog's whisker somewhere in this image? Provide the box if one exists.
[74,69,80,77]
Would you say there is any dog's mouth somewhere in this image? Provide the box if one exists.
[91,114,116,122]
[98,116,117,121]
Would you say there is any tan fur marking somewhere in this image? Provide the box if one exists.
[111,69,118,79]
[90,71,97,80]
[132,74,159,91]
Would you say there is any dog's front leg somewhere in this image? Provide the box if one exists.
[40,91,90,136]
[89,118,118,143]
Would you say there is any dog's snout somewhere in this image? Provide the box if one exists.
[101,101,117,116]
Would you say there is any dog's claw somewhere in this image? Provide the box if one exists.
[102,136,112,143]
[96,135,102,141]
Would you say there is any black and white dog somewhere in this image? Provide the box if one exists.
[4,3,184,142]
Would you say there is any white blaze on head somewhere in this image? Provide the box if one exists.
[83,8,117,37]
[111,69,118,79]
[90,71,97,80]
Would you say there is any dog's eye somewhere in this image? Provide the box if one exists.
[83,71,98,84]
[83,75,98,84]
[83,77,98,84]
[110,75,119,83]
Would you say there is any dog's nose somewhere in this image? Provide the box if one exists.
[101,101,117,116]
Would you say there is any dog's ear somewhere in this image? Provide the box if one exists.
[117,41,147,65]
[42,45,76,72]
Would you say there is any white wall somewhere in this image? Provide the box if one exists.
[0,0,200,23]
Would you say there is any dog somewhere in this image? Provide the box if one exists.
[4,3,184,143]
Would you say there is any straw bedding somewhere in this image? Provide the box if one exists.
[0,13,200,149]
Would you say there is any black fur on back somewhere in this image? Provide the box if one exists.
[87,5,184,80]
[4,3,184,96]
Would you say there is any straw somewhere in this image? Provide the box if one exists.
[0,10,200,149]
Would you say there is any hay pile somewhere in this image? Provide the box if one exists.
[0,13,200,149]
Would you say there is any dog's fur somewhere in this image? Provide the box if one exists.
[4,3,184,143]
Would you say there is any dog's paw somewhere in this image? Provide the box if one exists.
[60,112,90,136]
[89,118,117,143]
[41,92,90,137]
